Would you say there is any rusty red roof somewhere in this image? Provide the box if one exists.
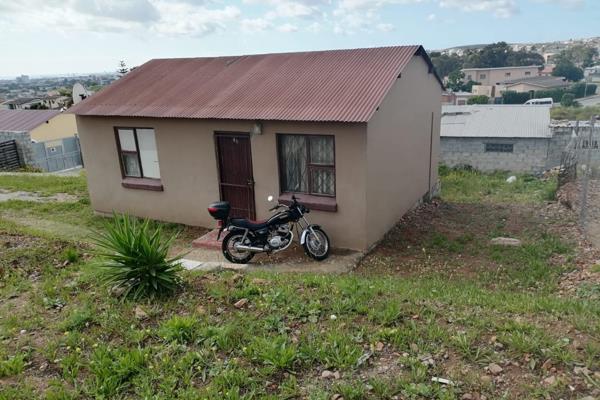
[70,45,441,123]
[0,109,60,132]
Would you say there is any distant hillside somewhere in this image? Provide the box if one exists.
[437,36,600,57]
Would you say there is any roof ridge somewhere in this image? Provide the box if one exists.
[148,45,423,63]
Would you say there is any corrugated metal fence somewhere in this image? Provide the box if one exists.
[31,136,82,172]
[0,140,22,170]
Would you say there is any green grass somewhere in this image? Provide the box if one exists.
[0,170,597,399]
[439,167,557,204]
[0,173,87,196]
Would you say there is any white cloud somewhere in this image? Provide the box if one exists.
[244,0,324,19]
[332,0,422,34]
[152,2,241,36]
[532,0,584,7]
[73,0,159,22]
[278,23,300,32]
[241,17,272,32]
[438,0,518,18]
[0,0,585,39]
[376,22,394,31]
[0,0,241,37]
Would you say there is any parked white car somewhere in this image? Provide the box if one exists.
[524,98,554,106]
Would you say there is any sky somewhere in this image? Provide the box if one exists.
[0,0,599,78]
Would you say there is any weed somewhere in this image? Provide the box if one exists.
[245,335,299,370]
[159,315,199,344]
[0,353,26,377]
[316,332,364,370]
[61,305,95,331]
[86,346,146,397]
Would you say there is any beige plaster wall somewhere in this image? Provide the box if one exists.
[30,113,78,142]
[365,55,442,246]
[76,116,368,249]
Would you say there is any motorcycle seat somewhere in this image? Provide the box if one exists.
[229,218,269,230]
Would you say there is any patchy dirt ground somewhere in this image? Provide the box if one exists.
[357,198,600,299]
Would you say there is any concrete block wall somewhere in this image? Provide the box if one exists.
[0,131,35,166]
[441,137,550,173]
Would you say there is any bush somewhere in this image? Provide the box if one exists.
[551,106,600,121]
[561,93,576,107]
[535,88,566,103]
[569,82,597,98]
[467,95,489,105]
[92,214,184,300]
[502,91,531,104]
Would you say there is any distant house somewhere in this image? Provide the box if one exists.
[0,109,77,142]
[440,105,565,173]
[442,91,474,105]
[42,95,71,110]
[496,76,570,94]
[0,110,80,170]
[1,97,44,110]
[70,45,444,250]
[584,66,600,84]
[461,65,541,86]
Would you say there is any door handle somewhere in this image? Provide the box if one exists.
[247,178,255,186]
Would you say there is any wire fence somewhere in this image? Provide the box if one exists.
[558,117,600,245]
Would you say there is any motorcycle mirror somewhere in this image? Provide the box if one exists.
[267,195,274,202]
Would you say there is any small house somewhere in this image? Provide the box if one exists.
[440,105,559,173]
[70,46,443,250]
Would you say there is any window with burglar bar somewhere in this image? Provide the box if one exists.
[116,127,161,179]
[278,134,335,196]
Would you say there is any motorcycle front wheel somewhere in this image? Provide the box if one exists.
[302,227,330,261]
[222,232,255,264]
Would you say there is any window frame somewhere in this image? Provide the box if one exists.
[485,143,514,153]
[276,133,336,198]
[114,126,163,191]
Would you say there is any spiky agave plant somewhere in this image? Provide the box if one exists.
[92,214,184,300]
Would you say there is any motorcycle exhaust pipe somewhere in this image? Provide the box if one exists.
[234,244,266,252]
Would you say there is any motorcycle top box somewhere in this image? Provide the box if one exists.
[207,201,230,221]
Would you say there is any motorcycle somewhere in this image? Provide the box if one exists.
[207,195,330,264]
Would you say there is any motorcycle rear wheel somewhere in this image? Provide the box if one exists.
[302,227,330,261]
[222,232,255,264]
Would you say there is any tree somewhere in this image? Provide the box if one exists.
[476,42,511,68]
[561,93,576,107]
[467,95,489,105]
[555,45,599,68]
[552,60,584,82]
[430,52,463,78]
[506,49,545,67]
[446,70,466,92]
[117,60,129,77]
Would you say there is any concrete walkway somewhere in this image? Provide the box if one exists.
[0,166,83,177]
[180,245,363,274]
[0,189,78,203]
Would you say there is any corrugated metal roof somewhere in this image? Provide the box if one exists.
[500,76,569,88]
[441,105,552,138]
[0,110,60,132]
[70,45,442,123]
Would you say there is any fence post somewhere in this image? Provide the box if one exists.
[580,118,596,236]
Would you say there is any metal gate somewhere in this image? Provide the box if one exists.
[32,136,82,172]
[0,140,22,171]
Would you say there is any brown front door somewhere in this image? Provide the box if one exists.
[215,133,256,220]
